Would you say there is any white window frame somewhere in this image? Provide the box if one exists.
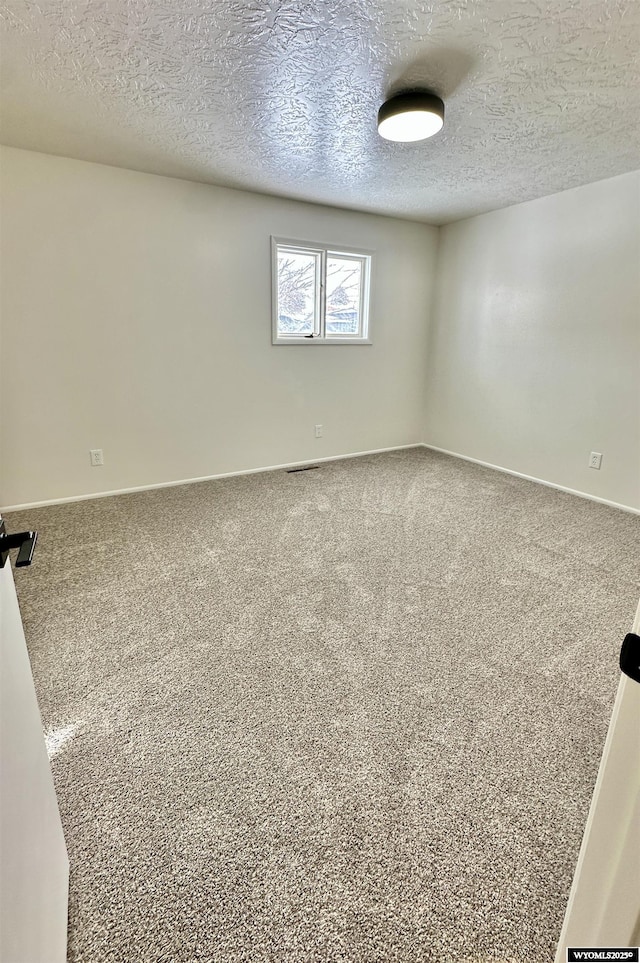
[271,236,373,345]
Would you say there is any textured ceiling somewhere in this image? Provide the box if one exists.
[1,0,639,223]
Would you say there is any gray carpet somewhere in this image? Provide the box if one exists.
[7,447,640,963]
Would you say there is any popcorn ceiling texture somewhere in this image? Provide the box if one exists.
[7,448,640,962]
[1,0,639,222]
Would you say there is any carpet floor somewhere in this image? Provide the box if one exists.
[7,447,640,963]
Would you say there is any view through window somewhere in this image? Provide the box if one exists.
[272,239,371,343]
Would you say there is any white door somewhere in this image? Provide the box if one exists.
[555,598,640,959]
[0,522,69,963]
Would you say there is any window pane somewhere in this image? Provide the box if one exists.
[277,249,318,336]
[325,257,362,335]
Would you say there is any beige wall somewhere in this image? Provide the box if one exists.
[425,171,640,511]
[2,148,638,511]
[0,147,438,507]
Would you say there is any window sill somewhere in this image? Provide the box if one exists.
[272,338,372,346]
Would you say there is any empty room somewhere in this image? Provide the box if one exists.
[1,1,639,962]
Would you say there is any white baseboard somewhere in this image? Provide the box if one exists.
[4,442,638,515]
[422,443,640,515]
[0,443,422,512]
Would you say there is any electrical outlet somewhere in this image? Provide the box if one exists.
[90,449,104,467]
[588,451,602,470]
[314,424,323,438]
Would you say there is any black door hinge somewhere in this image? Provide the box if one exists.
[620,633,640,684]
[0,518,38,569]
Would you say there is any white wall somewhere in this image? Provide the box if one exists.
[2,148,638,511]
[0,147,438,507]
[425,171,640,511]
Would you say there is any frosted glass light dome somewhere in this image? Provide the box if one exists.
[378,91,445,143]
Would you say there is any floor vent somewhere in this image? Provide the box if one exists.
[286,465,320,474]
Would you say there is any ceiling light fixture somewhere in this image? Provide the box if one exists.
[377,91,445,143]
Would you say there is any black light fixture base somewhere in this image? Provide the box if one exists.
[377,90,445,142]
[378,90,444,125]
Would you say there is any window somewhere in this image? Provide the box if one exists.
[272,237,372,344]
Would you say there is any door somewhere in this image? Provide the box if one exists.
[0,519,69,963]
[555,598,640,959]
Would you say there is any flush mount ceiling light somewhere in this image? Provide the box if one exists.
[377,91,445,142]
